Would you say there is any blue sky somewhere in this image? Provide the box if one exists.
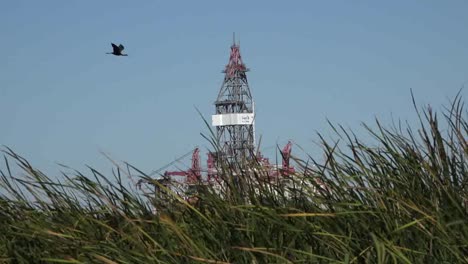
[1,1,467,175]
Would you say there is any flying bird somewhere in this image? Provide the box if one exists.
[106,43,128,56]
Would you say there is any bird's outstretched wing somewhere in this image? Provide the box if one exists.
[111,43,119,53]
[119,44,125,51]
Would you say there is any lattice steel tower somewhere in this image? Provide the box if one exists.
[212,35,255,164]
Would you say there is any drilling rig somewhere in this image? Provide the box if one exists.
[211,34,255,166]
[150,36,297,200]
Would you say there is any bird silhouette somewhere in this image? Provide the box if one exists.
[106,43,128,56]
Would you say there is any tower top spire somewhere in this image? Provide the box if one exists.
[224,34,248,78]
[232,32,240,46]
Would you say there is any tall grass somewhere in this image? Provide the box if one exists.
[0,92,466,263]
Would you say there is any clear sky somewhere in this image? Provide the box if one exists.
[1,1,467,176]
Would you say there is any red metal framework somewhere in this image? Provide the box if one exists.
[161,141,295,184]
[279,141,295,176]
[225,41,247,78]
[163,148,201,184]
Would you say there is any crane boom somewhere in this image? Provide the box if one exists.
[148,148,196,176]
